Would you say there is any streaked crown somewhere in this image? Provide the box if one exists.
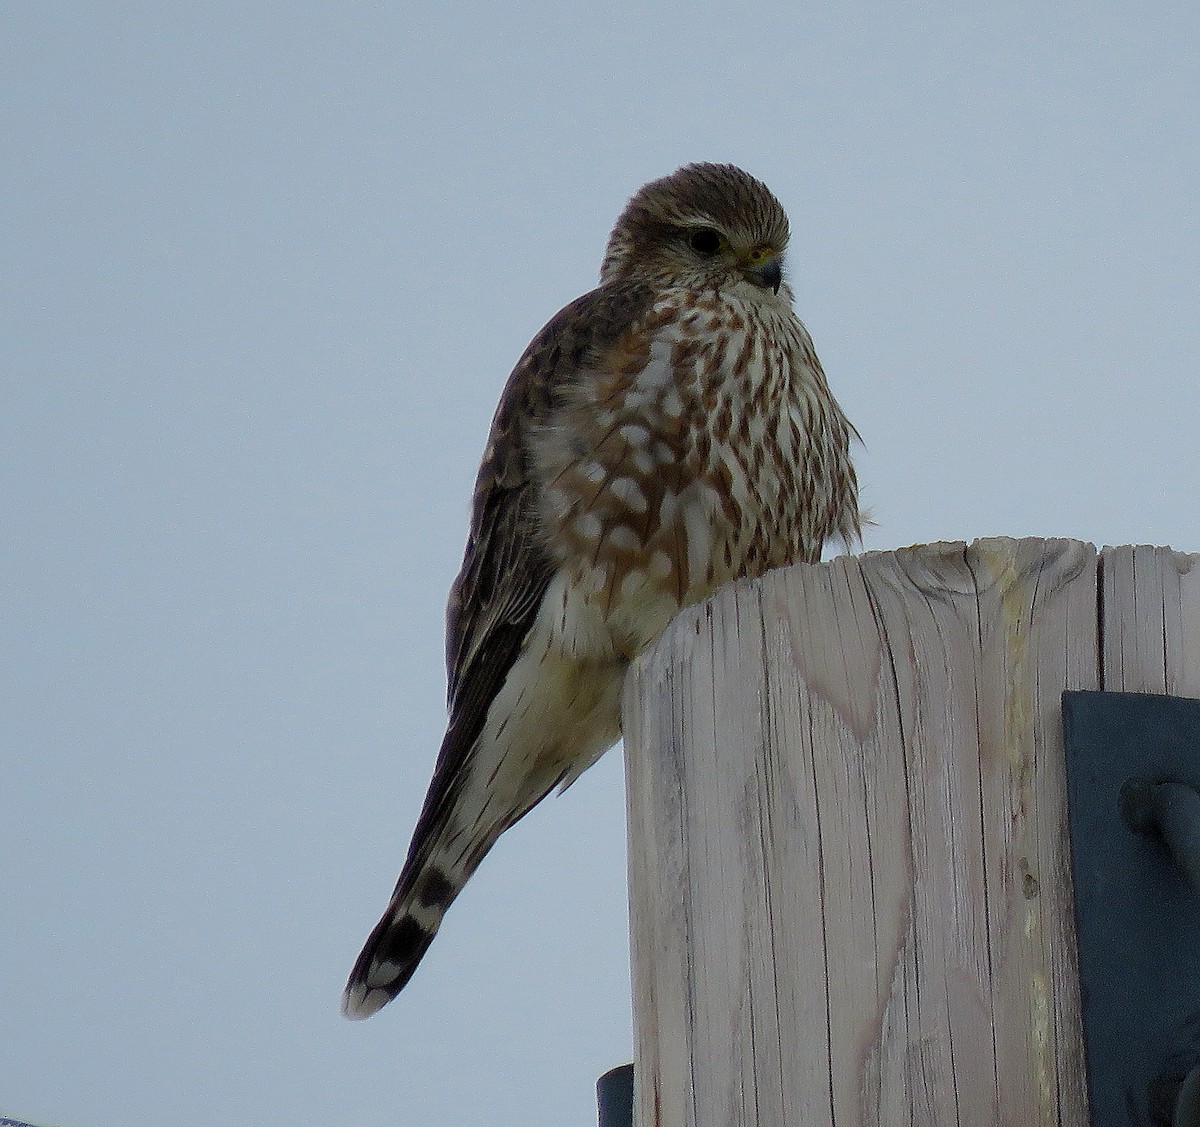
[600,163,791,291]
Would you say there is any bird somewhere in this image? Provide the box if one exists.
[342,162,860,1018]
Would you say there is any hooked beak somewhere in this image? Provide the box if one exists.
[745,251,782,294]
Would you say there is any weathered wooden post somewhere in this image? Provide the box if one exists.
[622,538,1200,1127]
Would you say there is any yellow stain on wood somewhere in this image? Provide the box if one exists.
[978,541,1032,778]
[976,541,1061,1120]
[1030,969,1055,1126]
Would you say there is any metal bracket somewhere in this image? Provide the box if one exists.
[1062,691,1200,1126]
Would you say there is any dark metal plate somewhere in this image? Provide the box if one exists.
[1062,690,1200,1126]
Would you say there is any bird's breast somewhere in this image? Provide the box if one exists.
[533,291,857,661]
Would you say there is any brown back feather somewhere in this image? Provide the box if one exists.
[400,281,654,882]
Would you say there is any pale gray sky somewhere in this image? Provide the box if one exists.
[3,3,1198,1126]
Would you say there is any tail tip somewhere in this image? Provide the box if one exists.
[341,911,439,1019]
[341,981,391,1020]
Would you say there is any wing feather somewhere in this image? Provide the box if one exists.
[399,281,653,875]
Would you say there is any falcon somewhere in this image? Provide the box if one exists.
[343,163,860,1017]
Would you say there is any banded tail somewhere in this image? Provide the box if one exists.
[341,862,461,1018]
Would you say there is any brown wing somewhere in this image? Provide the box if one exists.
[444,282,653,720]
[398,282,653,872]
[437,354,553,756]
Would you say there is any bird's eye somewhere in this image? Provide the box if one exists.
[688,228,722,255]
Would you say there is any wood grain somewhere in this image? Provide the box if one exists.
[623,538,1106,1126]
[1100,544,1200,695]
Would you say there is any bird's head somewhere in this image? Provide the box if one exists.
[600,163,791,299]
